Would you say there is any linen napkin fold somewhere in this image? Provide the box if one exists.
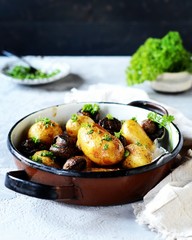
[132,149,192,240]
[64,83,192,240]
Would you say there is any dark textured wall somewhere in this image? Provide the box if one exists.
[0,0,192,55]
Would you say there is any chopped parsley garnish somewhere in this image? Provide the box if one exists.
[87,129,94,134]
[136,141,142,146]
[147,112,175,128]
[71,114,78,122]
[82,104,100,115]
[131,117,137,122]
[102,134,112,142]
[31,156,42,163]
[124,150,130,158]
[106,114,113,120]
[32,156,42,163]
[81,123,92,128]
[114,130,123,139]
[103,144,109,150]
[40,151,54,158]
[52,144,59,148]
[31,137,40,144]
[36,117,53,128]
[114,131,121,139]
[5,65,60,80]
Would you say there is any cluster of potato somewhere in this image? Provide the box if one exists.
[20,104,162,171]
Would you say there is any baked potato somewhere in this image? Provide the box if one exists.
[77,123,124,166]
[31,150,59,168]
[66,114,94,138]
[122,144,152,168]
[121,119,154,151]
[28,118,63,146]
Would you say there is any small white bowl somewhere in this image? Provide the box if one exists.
[0,57,70,85]
[151,72,192,93]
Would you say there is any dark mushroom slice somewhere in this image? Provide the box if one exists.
[20,138,48,157]
[63,156,87,171]
[141,119,164,141]
[50,133,80,159]
[98,116,122,135]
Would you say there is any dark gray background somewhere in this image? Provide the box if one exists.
[1,0,191,55]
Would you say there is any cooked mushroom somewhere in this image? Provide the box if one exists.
[63,156,87,170]
[141,119,164,140]
[20,138,47,157]
[50,132,80,159]
[98,115,122,135]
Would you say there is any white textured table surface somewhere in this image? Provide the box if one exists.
[0,56,191,240]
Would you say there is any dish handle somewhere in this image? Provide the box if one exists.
[128,100,168,115]
[5,170,77,200]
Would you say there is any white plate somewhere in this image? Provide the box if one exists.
[0,57,70,85]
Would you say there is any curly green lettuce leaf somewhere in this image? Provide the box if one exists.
[126,31,192,85]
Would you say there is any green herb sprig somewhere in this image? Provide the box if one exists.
[71,114,78,122]
[82,104,100,115]
[106,114,113,120]
[35,117,53,128]
[147,112,175,129]
[102,134,112,142]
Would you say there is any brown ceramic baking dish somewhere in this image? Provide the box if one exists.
[5,101,183,206]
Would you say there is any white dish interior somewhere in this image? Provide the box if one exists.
[10,102,180,154]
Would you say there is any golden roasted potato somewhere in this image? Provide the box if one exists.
[31,150,59,168]
[121,119,154,151]
[77,123,124,166]
[122,144,152,168]
[66,114,94,138]
[28,118,63,146]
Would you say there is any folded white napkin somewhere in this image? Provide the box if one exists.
[64,83,192,240]
[133,149,192,240]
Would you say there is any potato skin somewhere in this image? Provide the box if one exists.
[66,115,94,138]
[28,119,63,146]
[121,119,154,151]
[77,123,124,166]
[31,150,59,168]
[122,144,152,168]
